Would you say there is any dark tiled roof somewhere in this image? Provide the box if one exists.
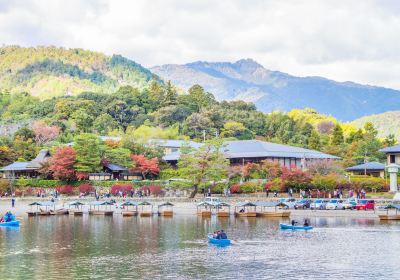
[346,162,385,171]
[104,163,127,171]
[380,144,400,153]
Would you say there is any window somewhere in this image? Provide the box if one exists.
[390,154,396,163]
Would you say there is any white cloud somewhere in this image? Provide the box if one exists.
[1,0,400,88]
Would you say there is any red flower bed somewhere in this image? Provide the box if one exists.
[111,184,133,195]
[79,184,94,194]
[56,185,74,195]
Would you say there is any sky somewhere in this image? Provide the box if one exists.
[1,0,400,89]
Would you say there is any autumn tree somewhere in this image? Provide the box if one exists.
[49,147,77,181]
[130,154,160,179]
[32,121,61,145]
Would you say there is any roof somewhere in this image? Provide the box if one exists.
[138,201,152,206]
[121,201,137,206]
[255,201,279,207]
[163,139,339,161]
[158,202,174,207]
[89,201,113,206]
[384,204,400,210]
[27,149,50,168]
[346,162,385,171]
[100,136,122,142]
[380,144,400,153]
[0,162,33,171]
[29,201,55,206]
[150,139,202,149]
[68,201,85,206]
[197,201,214,207]
[103,163,127,171]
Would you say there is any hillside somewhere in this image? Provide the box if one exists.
[351,111,400,140]
[151,59,400,121]
[0,46,158,98]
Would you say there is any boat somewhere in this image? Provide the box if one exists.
[256,202,291,217]
[120,201,138,217]
[280,223,313,230]
[50,208,69,215]
[138,201,153,217]
[158,202,174,216]
[88,201,114,216]
[197,202,213,217]
[0,220,20,227]
[234,202,257,217]
[378,204,400,220]
[207,234,231,246]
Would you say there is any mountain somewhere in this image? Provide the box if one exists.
[351,111,400,140]
[0,46,158,98]
[151,59,400,121]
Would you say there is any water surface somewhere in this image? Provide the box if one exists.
[1,215,399,279]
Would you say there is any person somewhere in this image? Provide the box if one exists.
[291,220,297,226]
[239,208,245,213]
[266,188,270,198]
[219,230,227,239]
[304,219,309,227]
[4,211,13,222]
[11,197,15,208]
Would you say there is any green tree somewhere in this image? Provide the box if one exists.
[331,124,344,146]
[103,147,132,167]
[93,113,118,135]
[162,81,178,106]
[74,133,102,173]
[308,130,321,150]
[178,138,229,198]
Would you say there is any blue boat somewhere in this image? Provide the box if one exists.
[280,223,313,230]
[0,220,20,227]
[208,234,231,246]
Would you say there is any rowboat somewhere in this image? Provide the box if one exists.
[280,223,313,230]
[207,234,231,246]
[0,220,20,227]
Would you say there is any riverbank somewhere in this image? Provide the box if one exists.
[0,197,387,219]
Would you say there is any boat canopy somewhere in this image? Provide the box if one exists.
[158,202,174,208]
[214,202,230,207]
[68,201,85,206]
[29,201,55,207]
[255,201,279,207]
[138,201,152,206]
[89,201,113,206]
[235,202,257,207]
[121,201,138,206]
[197,201,214,207]
[384,204,400,210]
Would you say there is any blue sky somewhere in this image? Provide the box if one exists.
[1,0,399,89]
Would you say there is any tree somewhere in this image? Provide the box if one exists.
[74,134,102,173]
[162,81,178,106]
[71,109,95,132]
[130,155,160,179]
[308,130,321,150]
[103,147,132,167]
[49,147,77,181]
[331,124,344,146]
[93,113,118,135]
[178,138,229,198]
[32,121,61,145]
[14,126,35,141]
[383,134,397,147]
[107,100,136,132]
[281,167,312,191]
[220,121,253,140]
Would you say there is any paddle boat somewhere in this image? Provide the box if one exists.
[214,202,230,217]
[207,234,231,246]
[280,223,313,230]
[0,220,20,227]
[88,201,114,216]
[138,201,153,217]
[256,202,291,218]
[234,202,257,217]
[67,201,85,216]
[120,201,138,217]
[197,201,213,217]
[378,204,400,220]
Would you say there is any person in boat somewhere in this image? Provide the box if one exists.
[239,208,245,213]
[3,211,14,222]
[219,230,227,239]
[213,230,220,239]
[303,219,309,227]
[291,220,297,226]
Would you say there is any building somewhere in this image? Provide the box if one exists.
[149,139,202,155]
[163,139,339,169]
[380,144,400,165]
[345,162,385,178]
[0,149,50,179]
[88,163,143,181]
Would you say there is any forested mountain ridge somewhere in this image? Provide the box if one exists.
[151,59,400,121]
[0,46,158,98]
[351,111,400,140]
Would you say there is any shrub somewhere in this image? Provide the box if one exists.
[111,184,133,195]
[240,181,260,193]
[311,174,338,191]
[211,183,227,194]
[79,184,94,194]
[230,184,241,194]
[0,179,9,193]
[25,187,36,196]
[14,179,61,188]
[148,185,163,195]
[56,185,74,195]
[169,180,193,189]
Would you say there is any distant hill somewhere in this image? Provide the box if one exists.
[351,111,400,140]
[151,59,400,121]
[0,46,158,98]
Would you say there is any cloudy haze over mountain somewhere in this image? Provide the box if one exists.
[1,0,400,89]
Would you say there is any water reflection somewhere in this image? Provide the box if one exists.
[0,215,399,279]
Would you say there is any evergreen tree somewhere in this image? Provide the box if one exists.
[74,133,102,173]
[162,81,177,106]
[308,130,321,150]
[331,124,344,146]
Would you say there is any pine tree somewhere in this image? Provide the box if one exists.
[331,124,344,146]
[74,133,102,173]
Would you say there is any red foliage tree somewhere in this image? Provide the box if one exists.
[78,184,94,194]
[49,147,77,181]
[281,167,312,191]
[130,155,160,179]
[76,172,89,181]
[111,184,133,195]
[56,185,74,195]
[148,185,162,195]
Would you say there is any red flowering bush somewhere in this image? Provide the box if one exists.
[230,184,241,194]
[111,184,133,195]
[148,185,162,195]
[56,185,74,195]
[79,184,94,194]
[25,187,36,196]
[76,172,89,180]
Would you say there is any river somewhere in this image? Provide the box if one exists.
[0,215,399,279]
